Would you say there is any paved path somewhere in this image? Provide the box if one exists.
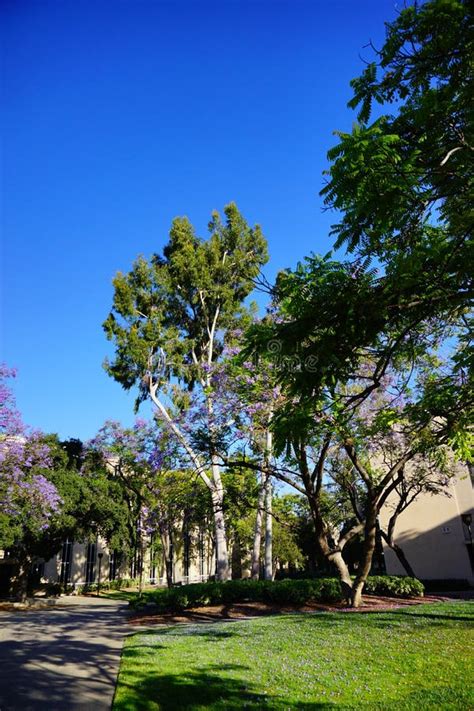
[0,597,130,711]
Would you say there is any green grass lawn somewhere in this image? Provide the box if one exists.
[113,601,474,710]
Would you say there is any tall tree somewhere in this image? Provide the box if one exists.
[244,255,470,606]
[243,0,473,605]
[103,203,268,580]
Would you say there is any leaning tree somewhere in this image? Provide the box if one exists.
[243,252,471,606]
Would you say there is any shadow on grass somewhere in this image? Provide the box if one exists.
[145,624,264,640]
[389,610,474,623]
[114,664,335,710]
[276,603,474,630]
[115,603,474,711]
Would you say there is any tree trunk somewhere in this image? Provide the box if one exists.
[149,385,230,580]
[11,551,31,602]
[391,542,416,578]
[327,549,353,604]
[264,475,273,581]
[159,525,174,588]
[211,477,230,581]
[351,506,378,607]
[231,532,243,579]
[380,530,416,577]
[251,473,266,580]
[138,514,145,594]
[308,494,353,604]
[165,557,173,588]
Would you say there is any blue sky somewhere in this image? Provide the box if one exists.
[2,0,400,441]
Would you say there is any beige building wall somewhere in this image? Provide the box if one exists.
[42,531,216,588]
[379,465,474,583]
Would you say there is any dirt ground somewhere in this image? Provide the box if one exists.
[128,593,453,626]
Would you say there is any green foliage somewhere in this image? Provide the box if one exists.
[363,575,425,598]
[323,0,473,256]
[241,8,472,605]
[78,578,139,594]
[131,578,341,611]
[315,0,473,462]
[271,495,306,570]
[130,575,422,611]
[103,203,268,407]
[5,436,134,567]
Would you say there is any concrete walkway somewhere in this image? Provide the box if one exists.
[0,597,130,711]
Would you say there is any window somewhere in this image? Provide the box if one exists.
[109,550,120,581]
[85,542,96,583]
[59,539,73,585]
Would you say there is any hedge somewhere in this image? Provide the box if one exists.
[130,575,424,611]
[362,575,425,598]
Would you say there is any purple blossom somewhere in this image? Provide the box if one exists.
[0,364,60,535]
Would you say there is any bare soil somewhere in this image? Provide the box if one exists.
[129,593,450,626]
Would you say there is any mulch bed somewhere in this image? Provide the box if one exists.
[128,594,450,626]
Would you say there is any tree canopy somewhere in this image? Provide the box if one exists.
[242,0,473,605]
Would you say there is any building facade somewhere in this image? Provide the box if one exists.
[379,465,474,584]
[40,529,216,590]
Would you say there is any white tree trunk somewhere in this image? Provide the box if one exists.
[211,476,230,581]
[251,473,266,579]
[264,474,273,580]
[149,382,230,580]
[263,427,273,581]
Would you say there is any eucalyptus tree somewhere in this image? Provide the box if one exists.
[103,203,268,580]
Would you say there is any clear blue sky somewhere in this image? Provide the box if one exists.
[1,0,400,441]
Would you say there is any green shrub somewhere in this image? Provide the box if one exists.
[363,575,424,598]
[34,582,62,597]
[131,575,424,612]
[134,578,345,611]
[318,578,342,602]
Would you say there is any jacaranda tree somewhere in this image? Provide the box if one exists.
[0,365,59,598]
[243,0,472,604]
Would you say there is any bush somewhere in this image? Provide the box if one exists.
[317,578,343,602]
[134,577,345,611]
[363,575,424,598]
[130,575,424,612]
[33,582,63,597]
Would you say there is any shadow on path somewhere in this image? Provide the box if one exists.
[0,599,129,711]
